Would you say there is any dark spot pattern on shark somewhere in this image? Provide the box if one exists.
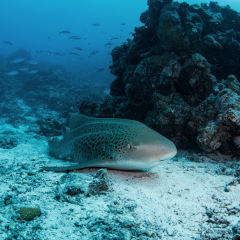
[42,113,177,172]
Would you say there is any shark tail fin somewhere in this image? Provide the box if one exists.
[41,158,101,172]
[42,165,80,172]
[48,139,61,157]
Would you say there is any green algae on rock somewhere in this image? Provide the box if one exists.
[17,207,41,221]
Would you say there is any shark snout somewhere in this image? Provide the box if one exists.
[161,146,177,160]
[158,140,177,161]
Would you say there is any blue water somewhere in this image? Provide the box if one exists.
[1,0,240,82]
[0,0,147,83]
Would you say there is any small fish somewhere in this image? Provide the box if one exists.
[3,41,13,45]
[121,23,126,25]
[11,58,25,64]
[39,50,52,55]
[69,52,81,56]
[28,70,38,74]
[69,36,81,40]
[28,60,38,64]
[6,71,19,75]
[19,67,29,71]
[72,47,83,51]
[59,30,71,34]
[91,23,101,26]
[94,67,105,72]
[90,49,99,56]
[111,36,119,39]
[104,41,114,47]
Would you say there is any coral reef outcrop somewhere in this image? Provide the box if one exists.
[78,0,240,156]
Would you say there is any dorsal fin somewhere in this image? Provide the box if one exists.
[69,113,92,130]
[69,113,146,131]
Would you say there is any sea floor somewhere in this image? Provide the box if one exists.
[0,116,240,240]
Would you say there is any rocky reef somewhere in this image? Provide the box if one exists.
[79,0,240,156]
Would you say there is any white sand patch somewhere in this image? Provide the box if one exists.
[0,129,239,239]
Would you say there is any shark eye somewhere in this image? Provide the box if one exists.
[127,143,137,150]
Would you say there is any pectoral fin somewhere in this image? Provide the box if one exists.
[41,151,110,172]
[41,158,102,172]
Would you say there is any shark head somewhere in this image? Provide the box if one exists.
[97,123,177,170]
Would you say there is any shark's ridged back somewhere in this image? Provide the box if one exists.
[69,113,145,130]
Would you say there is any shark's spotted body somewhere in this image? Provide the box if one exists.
[42,113,177,172]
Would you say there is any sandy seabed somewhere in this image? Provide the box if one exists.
[0,123,239,240]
